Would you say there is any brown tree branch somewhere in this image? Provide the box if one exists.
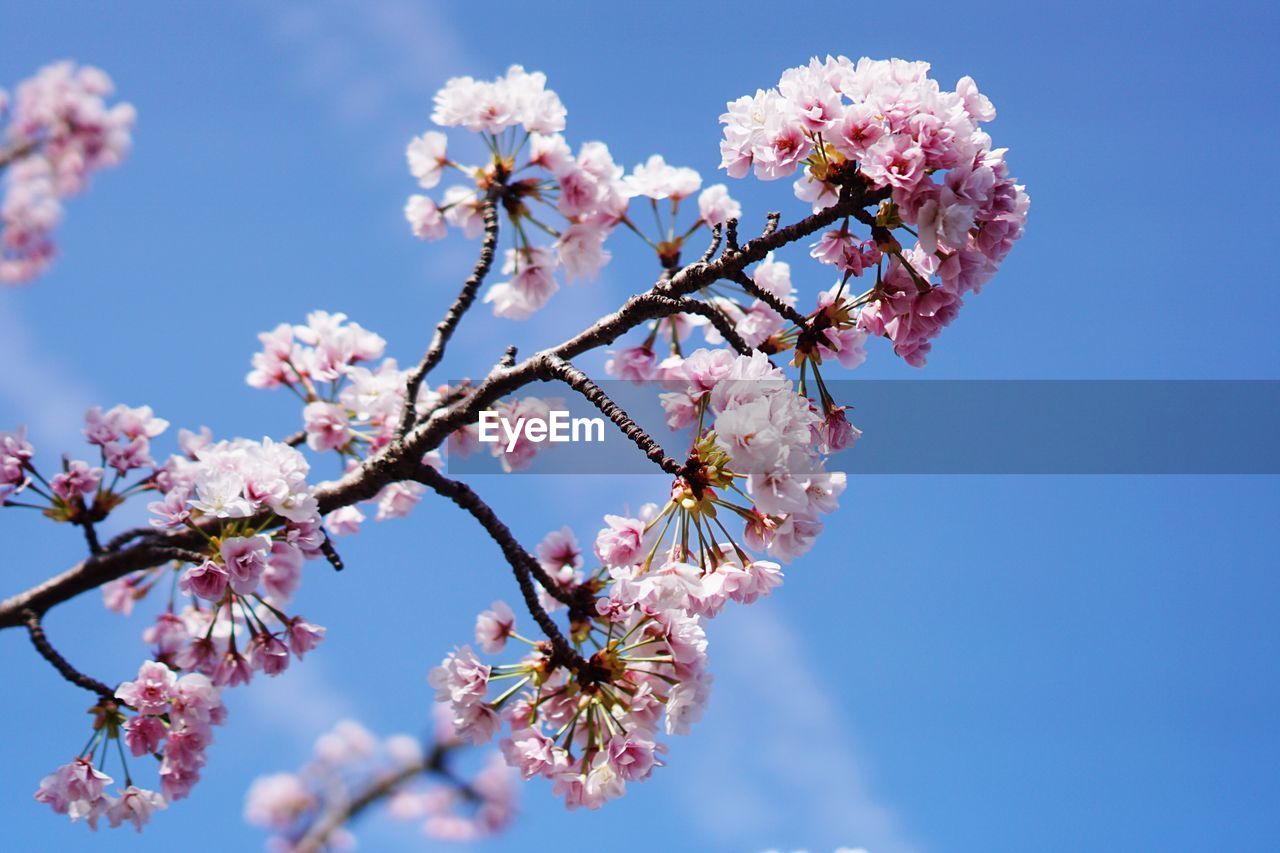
[699,223,723,263]
[633,293,757,357]
[728,269,812,329]
[536,355,683,476]
[398,195,501,435]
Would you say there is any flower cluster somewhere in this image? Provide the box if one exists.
[1,404,167,528]
[126,436,327,682]
[35,661,226,831]
[34,759,166,833]
[7,398,334,829]
[1,61,134,284]
[248,310,571,488]
[404,65,740,318]
[10,55,1030,838]
[0,425,35,505]
[719,55,1028,364]
[244,715,516,848]
[428,353,845,808]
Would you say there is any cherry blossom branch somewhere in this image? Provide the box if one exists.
[411,464,590,673]
[536,355,683,476]
[724,217,740,253]
[22,609,115,699]
[318,534,345,571]
[0,180,879,634]
[403,182,879,452]
[398,195,501,435]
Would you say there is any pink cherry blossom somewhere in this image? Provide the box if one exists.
[106,786,167,832]
[406,130,448,189]
[696,184,741,226]
[406,194,447,241]
[594,514,649,567]
[475,600,516,654]
[180,560,229,601]
[219,535,271,596]
[123,716,167,757]
[116,660,176,715]
[49,459,102,501]
[302,401,352,452]
[604,345,658,382]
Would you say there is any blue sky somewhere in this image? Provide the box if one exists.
[1,1,1278,851]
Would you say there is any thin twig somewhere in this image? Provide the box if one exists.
[104,526,155,552]
[319,534,344,571]
[294,760,426,852]
[398,195,501,435]
[728,270,811,328]
[79,521,103,555]
[0,139,39,170]
[725,217,740,253]
[634,294,758,357]
[699,224,723,263]
[536,355,683,475]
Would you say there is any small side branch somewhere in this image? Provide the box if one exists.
[634,293,757,357]
[399,195,502,434]
[725,217,740,253]
[762,210,781,238]
[728,270,811,329]
[319,534,344,571]
[104,526,154,552]
[699,224,723,263]
[22,609,115,699]
[150,546,211,565]
[79,521,102,555]
[537,355,683,476]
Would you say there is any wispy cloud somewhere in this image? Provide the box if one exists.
[242,658,360,748]
[254,0,470,132]
[0,299,96,448]
[680,604,919,853]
